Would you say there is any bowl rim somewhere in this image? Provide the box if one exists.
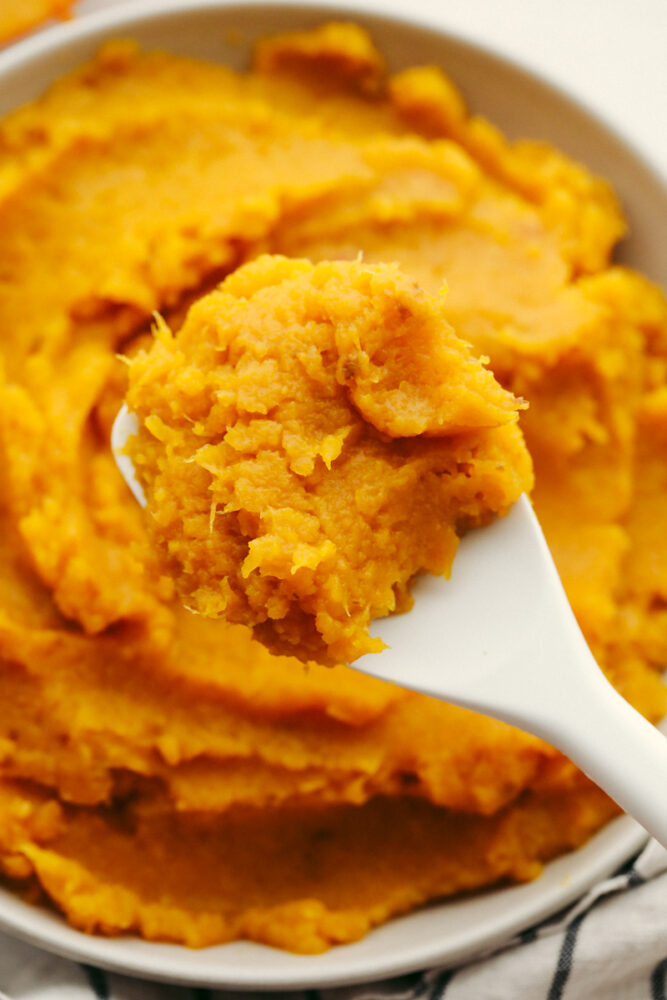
[0,0,664,989]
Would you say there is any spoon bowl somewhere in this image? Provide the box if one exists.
[111,404,146,507]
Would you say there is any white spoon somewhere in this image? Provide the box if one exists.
[112,403,667,847]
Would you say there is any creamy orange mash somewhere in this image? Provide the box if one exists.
[0,22,666,953]
[0,0,73,45]
[125,256,531,664]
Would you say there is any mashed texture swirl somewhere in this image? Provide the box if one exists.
[0,23,666,953]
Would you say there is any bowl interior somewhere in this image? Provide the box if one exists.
[0,1,665,989]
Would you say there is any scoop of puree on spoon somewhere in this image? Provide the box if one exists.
[113,402,667,848]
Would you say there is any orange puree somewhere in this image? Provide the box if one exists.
[126,256,531,664]
[0,0,73,44]
[0,23,666,953]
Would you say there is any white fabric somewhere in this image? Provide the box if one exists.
[2,840,667,998]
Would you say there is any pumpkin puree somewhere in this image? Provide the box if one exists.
[125,256,531,663]
[0,22,666,953]
[0,0,73,45]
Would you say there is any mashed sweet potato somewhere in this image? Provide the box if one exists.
[125,256,531,663]
[0,22,666,953]
[0,0,73,45]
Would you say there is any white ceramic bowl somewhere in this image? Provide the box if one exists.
[1,1,666,990]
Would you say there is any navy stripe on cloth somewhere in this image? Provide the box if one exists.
[410,972,437,1000]
[651,957,667,1000]
[546,910,588,1000]
[626,865,647,888]
[82,965,110,999]
[427,968,455,1000]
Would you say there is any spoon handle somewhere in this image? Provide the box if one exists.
[537,637,667,849]
[481,597,667,849]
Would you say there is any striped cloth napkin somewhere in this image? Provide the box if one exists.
[2,839,667,1000]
